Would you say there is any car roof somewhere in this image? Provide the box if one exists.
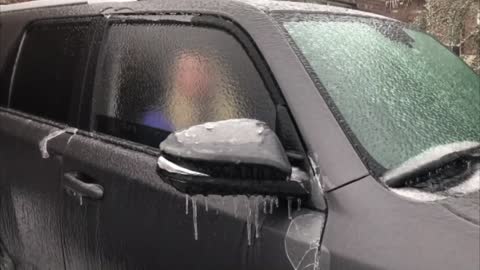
[239,0,392,19]
[0,0,393,21]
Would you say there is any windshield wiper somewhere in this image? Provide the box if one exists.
[382,143,480,188]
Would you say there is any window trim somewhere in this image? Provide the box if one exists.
[81,13,308,162]
[0,27,23,107]
[7,30,26,108]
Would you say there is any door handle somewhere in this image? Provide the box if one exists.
[63,172,104,200]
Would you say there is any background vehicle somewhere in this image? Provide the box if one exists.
[0,0,478,269]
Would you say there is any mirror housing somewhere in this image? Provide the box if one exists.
[157,119,309,198]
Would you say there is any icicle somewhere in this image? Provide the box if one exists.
[263,196,267,214]
[255,196,260,239]
[66,128,79,145]
[39,128,77,159]
[185,194,189,215]
[79,195,83,206]
[287,198,292,220]
[275,197,279,208]
[313,244,319,270]
[246,197,252,246]
[204,196,209,212]
[269,197,274,214]
[192,196,198,240]
[297,198,302,211]
[216,196,225,215]
[233,197,238,218]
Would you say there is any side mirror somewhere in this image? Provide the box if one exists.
[157,119,309,198]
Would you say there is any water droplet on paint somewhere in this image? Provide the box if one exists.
[257,126,264,135]
[205,123,215,130]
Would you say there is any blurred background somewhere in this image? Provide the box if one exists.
[1,0,479,73]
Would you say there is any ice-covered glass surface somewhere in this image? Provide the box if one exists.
[92,23,275,147]
[282,15,480,170]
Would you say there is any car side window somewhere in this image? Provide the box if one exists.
[9,21,91,124]
[0,23,8,107]
[91,22,277,148]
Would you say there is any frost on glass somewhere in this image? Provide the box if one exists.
[383,141,479,183]
[92,23,275,147]
[284,16,480,170]
[383,142,480,201]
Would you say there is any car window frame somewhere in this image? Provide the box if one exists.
[0,24,23,107]
[79,13,306,157]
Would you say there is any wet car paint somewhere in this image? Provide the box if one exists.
[0,1,478,270]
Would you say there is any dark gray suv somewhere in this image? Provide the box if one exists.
[0,0,479,269]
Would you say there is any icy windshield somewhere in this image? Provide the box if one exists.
[279,14,480,171]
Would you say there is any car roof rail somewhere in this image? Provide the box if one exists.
[0,0,137,13]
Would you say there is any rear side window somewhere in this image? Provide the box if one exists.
[9,22,91,123]
[92,22,276,147]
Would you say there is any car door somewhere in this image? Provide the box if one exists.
[59,14,327,270]
[0,18,93,269]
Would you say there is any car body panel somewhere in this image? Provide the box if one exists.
[0,2,333,269]
[323,175,480,270]
[59,130,325,269]
[0,110,71,269]
[0,0,370,190]
[0,1,478,270]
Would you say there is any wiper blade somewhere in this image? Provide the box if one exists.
[382,143,480,188]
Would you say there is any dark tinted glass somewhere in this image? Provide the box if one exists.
[92,23,276,147]
[0,79,6,106]
[0,24,12,107]
[10,22,90,123]
[0,22,5,106]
